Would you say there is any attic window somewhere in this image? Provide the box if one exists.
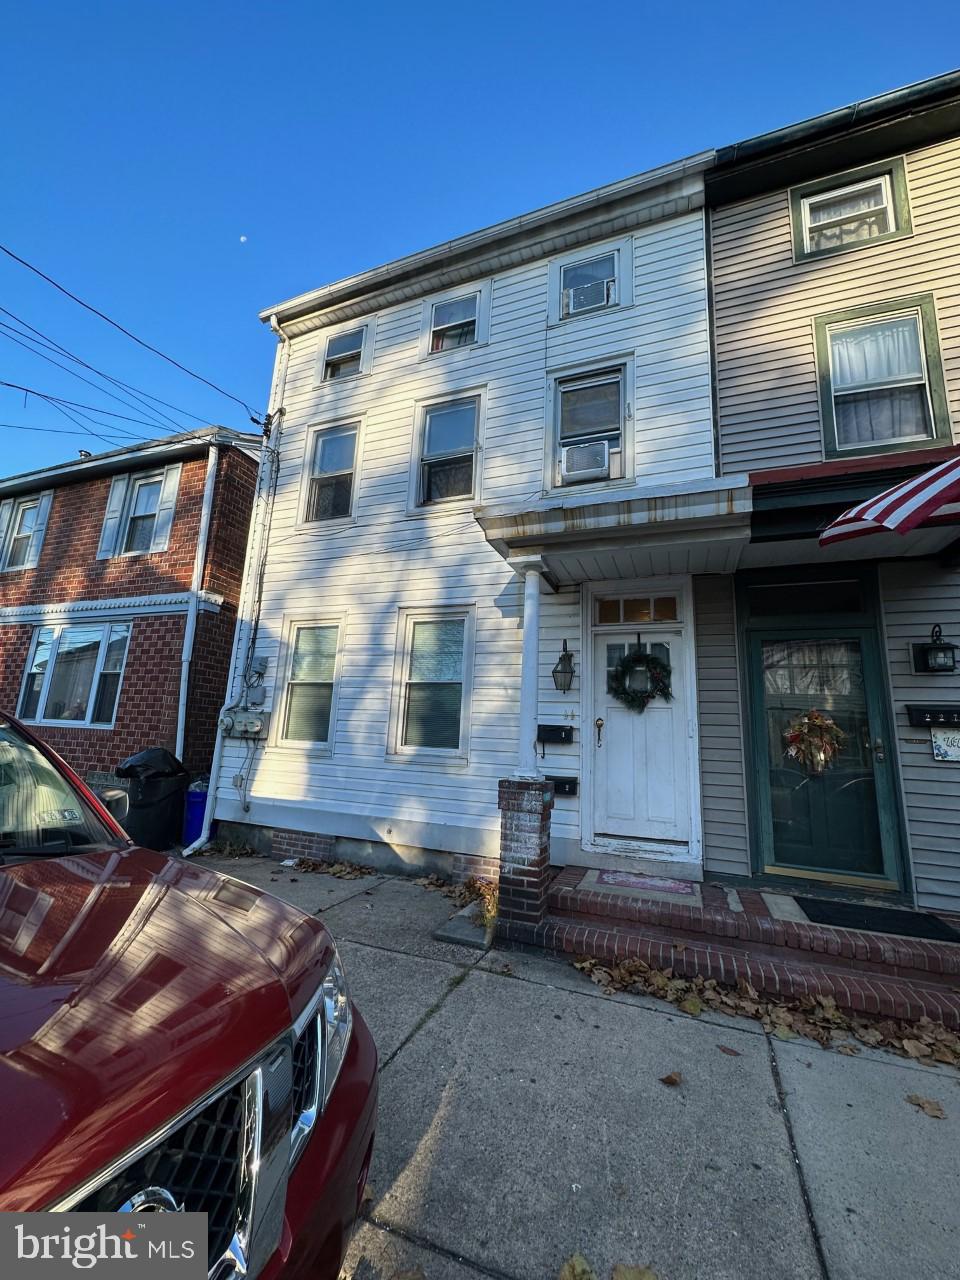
[322,328,366,380]
[429,294,479,352]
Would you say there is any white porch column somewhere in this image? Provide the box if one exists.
[516,563,542,778]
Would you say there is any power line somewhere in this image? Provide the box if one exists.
[44,398,125,451]
[0,323,175,433]
[0,304,210,427]
[0,420,132,441]
[0,242,260,419]
[0,381,168,434]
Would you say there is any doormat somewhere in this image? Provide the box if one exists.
[581,870,702,905]
[794,896,960,944]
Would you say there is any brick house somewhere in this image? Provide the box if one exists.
[0,429,259,788]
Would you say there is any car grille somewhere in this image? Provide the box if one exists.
[291,1017,320,1123]
[77,1081,249,1270]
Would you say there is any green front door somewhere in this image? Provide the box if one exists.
[746,626,903,888]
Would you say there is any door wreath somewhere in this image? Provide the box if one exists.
[608,652,673,713]
[783,708,846,775]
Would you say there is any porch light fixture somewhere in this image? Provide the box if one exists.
[913,625,958,674]
[552,640,575,693]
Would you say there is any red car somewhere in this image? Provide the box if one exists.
[0,715,377,1279]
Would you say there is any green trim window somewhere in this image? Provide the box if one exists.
[815,295,951,459]
[790,158,912,262]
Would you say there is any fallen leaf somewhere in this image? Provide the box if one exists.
[902,1038,933,1059]
[558,1253,596,1280]
[612,1267,659,1280]
[659,1071,682,1087]
[906,1094,945,1119]
[773,1024,797,1040]
[717,1045,741,1057]
[837,1044,860,1056]
[678,995,703,1017]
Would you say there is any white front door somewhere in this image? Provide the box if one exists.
[592,629,690,844]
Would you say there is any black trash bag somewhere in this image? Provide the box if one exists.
[115,748,189,851]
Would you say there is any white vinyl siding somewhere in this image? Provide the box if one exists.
[713,137,960,473]
[213,209,714,855]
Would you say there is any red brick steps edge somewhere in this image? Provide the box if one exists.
[497,915,960,1030]
[548,882,960,978]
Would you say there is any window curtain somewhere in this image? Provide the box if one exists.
[830,317,930,445]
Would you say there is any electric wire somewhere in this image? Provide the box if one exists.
[0,381,169,434]
[0,242,260,418]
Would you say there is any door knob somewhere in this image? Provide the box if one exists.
[872,737,885,763]
[595,717,604,748]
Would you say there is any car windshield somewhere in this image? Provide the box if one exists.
[0,720,123,858]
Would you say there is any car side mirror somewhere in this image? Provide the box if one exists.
[98,787,129,825]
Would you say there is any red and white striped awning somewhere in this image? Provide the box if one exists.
[819,454,960,547]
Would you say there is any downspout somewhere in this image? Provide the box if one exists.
[182,315,290,855]
[176,443,219,761]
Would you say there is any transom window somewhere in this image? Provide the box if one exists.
[561,252,617,317]
[791,159,911,261]
[419,398,478,504]
[322,328,365,380]
[123,476,162,553]
[595,596,678,625]
[557,369,623,485]
[306,425,358,522]
[5,500,38,569]
[18,622,132,726]
[282,624,339,744]
[401,618,466,751]
[429,294,478,352]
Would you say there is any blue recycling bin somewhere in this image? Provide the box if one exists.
[182,787,208,846]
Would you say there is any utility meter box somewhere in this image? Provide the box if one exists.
[222,710,271,738]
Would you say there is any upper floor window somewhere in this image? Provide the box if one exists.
[556,367,625,486]
[321,327,367,380]
[815,295,950,459]
[0,491,52,571]
[305,424,358,523]
[791,158,911,262]
[548,237,633,325]
[418,397,479,505]
[430,294,479,351]
[280,622,340,745]
[97,464,181,560]
[18,622,132,727]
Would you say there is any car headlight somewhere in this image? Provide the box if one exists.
[322,949,353,1108]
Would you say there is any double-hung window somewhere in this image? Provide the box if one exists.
[18,622,132,726]
[0,491,52,571]
[561,252,618,317]
[429,294,479,351]
[419,398,478,504]
[321,328,366,380]
[281,623,340,745]
[556,368,624,485]
[305,425,358,522]
[791,159,911,261]
[123,475,163,552]
[398,615,469,754]
[97,464,181,559]
[816,295,950,458]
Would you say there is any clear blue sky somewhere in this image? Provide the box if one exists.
[2,1,957,472]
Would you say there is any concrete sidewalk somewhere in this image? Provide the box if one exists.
[204,856,960,1280]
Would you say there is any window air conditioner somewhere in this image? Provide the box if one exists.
[560,439,610,483]
[562,277,617,317]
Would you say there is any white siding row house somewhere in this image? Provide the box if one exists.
[206,70,960,915]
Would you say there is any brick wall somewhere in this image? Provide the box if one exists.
[271,829,335,863]
[0,455,211,608]
[0,614,185,779]
[183,605,238,775]
[202,448,257,605]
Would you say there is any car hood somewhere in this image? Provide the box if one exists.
[0,847,331,1210]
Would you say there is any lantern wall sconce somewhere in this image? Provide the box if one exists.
[552,640,575,693]
[912,625,958,674]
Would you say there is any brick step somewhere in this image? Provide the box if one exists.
[548,881,960,979]
[498,914,960,1029]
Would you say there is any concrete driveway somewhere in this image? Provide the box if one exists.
[204,856,960,1280]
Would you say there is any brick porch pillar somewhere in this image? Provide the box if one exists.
[496,778,554,929]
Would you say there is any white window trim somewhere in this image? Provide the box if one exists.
[315,321,374,385]
[2,497,39,571]
[115,471,163,558]
[800,174,894,257]
[406,388,485,515]
[547,235,634,326]
[17,621,133,730]
[270,612,345,755]
[296,417,365,530]
[418,281,492,360]
[825,307,936,451]
[387,605,476,763]
[543,356,635,495]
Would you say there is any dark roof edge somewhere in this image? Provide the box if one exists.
[714,69,960,169]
